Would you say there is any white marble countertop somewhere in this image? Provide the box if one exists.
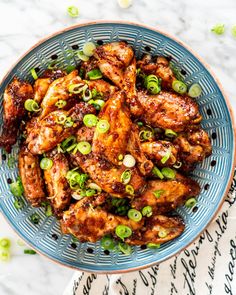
[0,0,235,294]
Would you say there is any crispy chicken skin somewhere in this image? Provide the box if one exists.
[87,80,118,100]
[174,128,212,170]
[132,173,200,213]
[141,140,178,166]
[18,145,46,206]
[92,91,132,165]
[0,78,33,152]
[126,215,185,245]
[71,152,146,197]
[94,42,134,87]
[137,55,176,89]
[26,103,95,154]
[40,70,81,118]
[127,124,153,175]
[61,195,143,243]
[44,152,71,216]
[135,91,202,132]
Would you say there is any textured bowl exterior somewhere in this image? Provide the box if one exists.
[0,21,235,273]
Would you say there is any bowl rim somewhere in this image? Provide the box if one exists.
[0,20,235,274]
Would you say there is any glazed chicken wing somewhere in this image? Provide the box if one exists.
[132,173,200,213]
[135,91,202,132]
[44,151,71,216]
[87,80,118,100]
[0,78,33,152]
[126,215,185,245]
[61,195,143,242]
[40,70,81,118]
[94,42,134,88]
[92,91,132,165]
[18,145,46,206]
[26,102,95,154]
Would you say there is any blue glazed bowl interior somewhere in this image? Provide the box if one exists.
[0,22,235,273]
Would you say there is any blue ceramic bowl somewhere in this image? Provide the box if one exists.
[0,21,235,273]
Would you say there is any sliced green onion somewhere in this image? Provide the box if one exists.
[82,89,92,101]
[147,81,161,94]
[64,117,74,128]
[77,51,90,62]
[101,236,116,250]
[0,238,11,250]
[66,65,76,74]
[118,242,132,255]
[30,213,40,224]
[115,225,132,241]
[9,178,24,197]
[147,243,160,249]
[85,189,96,197]
[82,42,96,57]
[91,89,98,98]
[185,197,197,208]
[161,147,172,164]
[172,80,187,94]
[40,158,53,170]
[0,250,10,262]
[71,190,86,200]
[173,161,182,169]
[158,229,168,238]
[77,141,92,155]
[24,249,37,255]
[45,205,53,217]
[79,174,88,188]
[96,120,110,133]
[83,114,98,127]
[87,69,103,80]
[123,154,136,168]
[94,99,105,108]
[188,83,202,98]
[30,68,38,80]
[118,154,124,161]
[128,209,142,222]
[55,100,67,108]
[165,129,178,138]
[24,99,40,112]
[14,198,24,209]
[153,189,165,199]
[161,167,176,179]
[139,130,153,141]
[88,182,102,192]
[142,206,153,217]
[56,114,67,125]
[232,25,236,38]
[61,136,77,151]
[137,121,143,127]
[125,184,134,195]
[68,83,86,94]
[211,23,225,35]
[152,166,164,179]
[67,5,79,18]
[121,169,132,185]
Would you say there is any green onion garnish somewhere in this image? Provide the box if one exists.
[185,197,197,208]
[66,65,76,74]
[139,130,153,141]
[158,229,168,238]
[24,249,37,255]
[0,250,10,262]
[152,166,164,179]
[161,167,176,179]
[83,114,98,127]
[77,141,92,155]
[161,147,172,164]
[118,242,132,255]
[211,24,225,35]
[24,99,40,112]
[85,189,96,197]
[101,236,116,250]
[14,198,24,210]
[125,184,134,195]
[30,68,38,80]
[61,136,77,152]
[0,238,11,250]
[82,42,96,57]
[128,209,142,222]
[173,161,182,169]
[172,80,187,94]
[30,213,40,225]
[165,129,177,138]
[153,189,165,199]
[77,51,90,61]
[9,178,24,197]
[40,158,53,170]
[88,99,105,110]
[68,83,86,94]
[188,83,202,98]
[115,225,132,241]
[67,6,79,18]
[147,243,161,249]
[55,114,67,125]
[45,204,53,217]
[137,121,143,127]
[142,206,153,217]
[121,169,132,185]
[144,74,161,94]
[55,100,67,108]
[96,120,110,133]
[82,89,92,102]
[64,117,74,128]
[87,69,103,80]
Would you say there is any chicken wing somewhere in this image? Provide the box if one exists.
[26,102,95,154]
[92,91,132,165]
[137,55,176,89]
[141,140,178,166]
[174,128,212,171]
[44,151,71,216]
[94,42,134,88]
[131,173,200,213]
[87,80,118,100]
[126,215,185,245]
[61,195,143,242]
[135,91,202,132]
[40,70,81,118]
[0,78,33,152]
[18,145,46,206]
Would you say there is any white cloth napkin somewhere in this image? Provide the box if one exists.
[64,170,236,295]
